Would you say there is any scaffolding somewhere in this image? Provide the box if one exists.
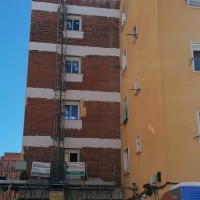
[51,0,67,181]
[0,160,119,200]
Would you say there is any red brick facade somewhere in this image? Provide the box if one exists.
[30,11,119,48]
[27,51,119,92]
[23,0,120,186]
[23,147,121,185]
[24,99,120,139]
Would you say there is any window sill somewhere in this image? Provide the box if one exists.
[66,73,83,82]
[66,30,84,39]
[192,69,200,73]
[64,119,82,130]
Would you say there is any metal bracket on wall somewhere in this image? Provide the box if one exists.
[189,57,194,66]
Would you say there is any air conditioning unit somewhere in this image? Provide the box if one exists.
[170,182,200,200]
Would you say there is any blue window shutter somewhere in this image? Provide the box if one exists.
[73,20,80,31]
[66,61,72,73]
[67,19,73,30]
[72,61,79,73]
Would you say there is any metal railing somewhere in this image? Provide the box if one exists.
[0,160,117,183]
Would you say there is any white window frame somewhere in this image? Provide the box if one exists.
[191,42,200,72]
[121,2,126,28]
[121,95,128,124]
[65,149,80,162]
[66,15,82,31]
[123,147,129,175]
[187,0,200,7]
[122,48,127,72]
[65,101,80,120]
[66,57,81,74]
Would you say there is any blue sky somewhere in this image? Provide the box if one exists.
[0,1,31,156]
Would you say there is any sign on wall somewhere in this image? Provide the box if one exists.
[66,162,85,176]
[31,161,50,177]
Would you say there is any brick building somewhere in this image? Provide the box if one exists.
[0,152,22,179]
[22,0,121,198]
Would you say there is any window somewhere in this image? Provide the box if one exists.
[66,57,81,74]
[121,96,128,124]
[66,16,81,31]
[193,51,200,71]
[65,102,79,120]
[191,42,200,71]
[121,3,126,27]
[124,148,129,174]
[187,0,200,7]
[122,48,127,71]
[65,149,80,162]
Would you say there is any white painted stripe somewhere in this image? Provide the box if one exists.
[68,5,119,18]
[64,138,121,149]
[29,42,120,57]
[64,120,82,130]
[29,42,56,52]
[26,87,120,102]
[65,90,120,102]
[32,2,119,18]
[66,73,83,82]
[23,136,121,149]
[23,136,52,147]
[66,30,84,39]
[26,87,55,99]
[32,2,57,12]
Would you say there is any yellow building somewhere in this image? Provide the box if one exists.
[120,0,200,198]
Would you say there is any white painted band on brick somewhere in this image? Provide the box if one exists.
[66,90,120,102]
[64,120,82,130]
[66,30,84,39]
[29,42,120,57]
[32,2,57,12]
[68,5,119,18]
[26,87,120,102]
[64,138,121,149]
[66,73,83,82]
[32,2,119,18]
[22,136,121,149]
[23,136,52,147]
[26,87,55,100]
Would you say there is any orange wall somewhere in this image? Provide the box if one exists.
[120,0,200,199]
[158,0,200,182]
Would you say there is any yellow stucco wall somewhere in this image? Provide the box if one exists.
[120,0,200,198]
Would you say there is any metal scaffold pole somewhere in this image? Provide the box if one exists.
[50,0,67,183]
